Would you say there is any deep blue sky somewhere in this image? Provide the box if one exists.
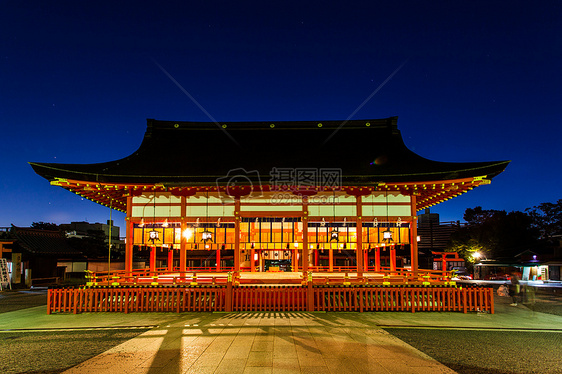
[1,1,560,233]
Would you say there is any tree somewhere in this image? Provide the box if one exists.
[447,207,541,262]
[526,199,562,242]
[31,222,59,231]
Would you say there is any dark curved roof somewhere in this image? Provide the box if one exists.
[11,226,81,256]
[30,117,509,186]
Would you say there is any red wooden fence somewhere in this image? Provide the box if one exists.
[47,285,493,314]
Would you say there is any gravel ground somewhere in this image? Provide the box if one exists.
[384,328,562,374]
[0,328,150,374]
[519,289,562,317]
[0,290,47,313]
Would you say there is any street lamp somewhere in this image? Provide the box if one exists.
[472,252,486,262]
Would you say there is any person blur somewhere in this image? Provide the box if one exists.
[509,273,520,306]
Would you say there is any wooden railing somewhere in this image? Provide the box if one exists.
[84,267,456,287]
[46,284,494,315]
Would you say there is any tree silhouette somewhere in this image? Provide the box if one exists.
[447,207,541,262]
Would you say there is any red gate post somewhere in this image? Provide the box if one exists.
[73,289,78,314]
[150,246,156,273]
[307,272,314,311]
[167,249,174,272]
[390,245,396,273]
[359,287,364,313]
[314,248,319,267]
[409,195,419,277]
[216,246,221,272]
[125,289,129,314]
[302,196,309,273]
[234,197,241,273]
[46,289,52,315]
[226,272,233,312]
[355,195,364,276]
[125,196,134,275]
[180,219,187,276]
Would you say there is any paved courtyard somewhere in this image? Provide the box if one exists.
[59,312,455,374]
[1,289,561,374]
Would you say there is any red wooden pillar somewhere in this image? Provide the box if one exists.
[292,246,298,272]
[329,248,334,272]
[355,195,364,276]
[375,247,381,272]
[302,196,309,273]
[216,247,221,272]
[125,196,133,274]
[150,246,156,272]
[180,195,187,274]
[234,197,241,273]
[364,248,369,271]
[167,249,173,272]
[442,257,447,272]
[390,245,396,272]
[314,248,319,267]
[250,245,256,272]
[409,195,419,276]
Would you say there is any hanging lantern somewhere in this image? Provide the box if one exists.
[201,229,213,243]
[383,227,393,242]
[330,229,339,242]
[148,229,159,244]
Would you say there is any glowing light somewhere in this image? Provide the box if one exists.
[183,228,193,240]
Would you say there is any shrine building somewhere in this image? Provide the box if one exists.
[30,117,509,278]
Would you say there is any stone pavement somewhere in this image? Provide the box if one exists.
[61,312,455,374]
[1,293,561,374]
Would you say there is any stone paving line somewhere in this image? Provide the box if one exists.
[61,312,456,374]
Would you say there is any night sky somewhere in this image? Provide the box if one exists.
[1,1,560,233]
